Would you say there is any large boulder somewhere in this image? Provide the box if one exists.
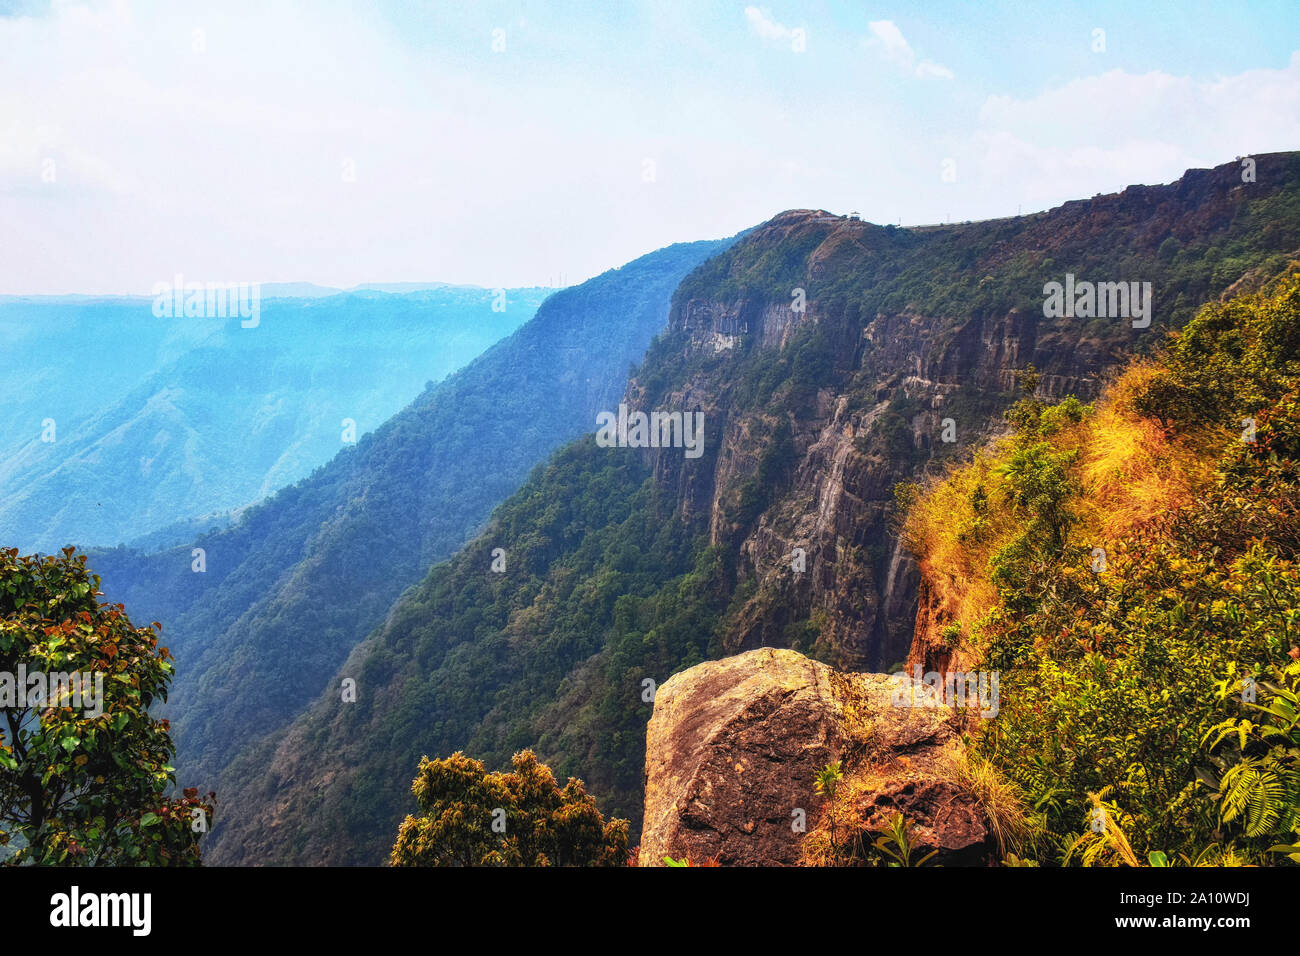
[638,647,993,866]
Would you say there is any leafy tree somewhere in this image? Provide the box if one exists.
[390,749,628,866]
[0,548,213,865]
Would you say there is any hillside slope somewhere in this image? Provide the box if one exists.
[90,236,735,800]
[213,152,1300,865]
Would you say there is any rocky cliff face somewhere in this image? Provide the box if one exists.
[635,229,1114,672]
[630,153,1300,672]
[639,648,992,866]
[722,310,1053,672]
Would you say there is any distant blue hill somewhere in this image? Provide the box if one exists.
[0,286,549,551]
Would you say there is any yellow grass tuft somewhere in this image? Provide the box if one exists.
[1075,362,1218,542]
[943,745,1035,858]
[902,359,1228,664]
[902,448,1010,655]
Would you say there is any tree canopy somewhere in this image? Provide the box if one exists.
[390,749,628,867]
[0,547,212,865]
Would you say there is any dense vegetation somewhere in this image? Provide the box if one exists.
[390,750,627,867]
[211,438,731,861]
[903,272,1300,864]
[0,548,212,865]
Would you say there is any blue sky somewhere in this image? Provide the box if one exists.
[2,0,1298,293]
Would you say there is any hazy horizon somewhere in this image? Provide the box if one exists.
[3,0,1298,295]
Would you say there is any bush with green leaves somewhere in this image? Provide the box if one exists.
[1205,657,1300,862]
[0,548,213,865]
[390,749,628,867]
[966,273,1300,864]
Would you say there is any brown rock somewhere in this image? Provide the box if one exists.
[849,778,991,866]
[639,647,993,866]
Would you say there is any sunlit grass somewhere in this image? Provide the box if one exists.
[903,360,1228,665]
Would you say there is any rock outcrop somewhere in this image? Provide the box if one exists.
[639,648,993,866]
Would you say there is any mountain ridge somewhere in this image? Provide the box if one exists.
[206,152,1300,864]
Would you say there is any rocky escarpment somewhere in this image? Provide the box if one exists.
[630,153,1300,672]
[718,305,1070,671]
[639,647,992,866]
[635,232,1113,672]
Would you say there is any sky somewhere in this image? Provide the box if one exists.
[1,0,1298,294]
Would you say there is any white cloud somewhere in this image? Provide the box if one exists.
[865,19,953,80]
[744,6,793,43]
[953,52,1300,214]
[915,59,954,80]
[866,20,912,66]
[976,59,1300,150]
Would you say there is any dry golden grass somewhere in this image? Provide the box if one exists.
[902,360,1229,663]
[1075,361,1221,543]
[942,745,1035,859]
[903,447,1011,654]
